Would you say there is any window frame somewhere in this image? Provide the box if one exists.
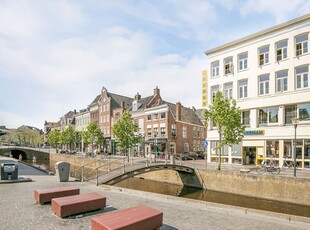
[223,82,233,99]
[238,79,248,99]
[276,40,288,61]
[276,70,288,93]
[238,52,248,71]
[211,61,220,78]
[295,65,309,89]
[258,46,270,66]
[224,57,233,75]
[295,33,308,56]
[258,74,270,96]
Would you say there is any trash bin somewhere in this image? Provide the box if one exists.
[170,156,175,164]
[1,163,18,180]
[55,161,70,182]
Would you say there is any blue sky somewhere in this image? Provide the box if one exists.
[0,0,309,129]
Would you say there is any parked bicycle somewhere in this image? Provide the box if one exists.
[256,160,280,174]
[282,157,294,169]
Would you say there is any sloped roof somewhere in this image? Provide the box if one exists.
[129,95,154,111]
[89,94,100,107]
[108,92,133,110]
[166,102,204,126]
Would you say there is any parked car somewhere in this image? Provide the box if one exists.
[195,151,206,159]
[180,152,198,161]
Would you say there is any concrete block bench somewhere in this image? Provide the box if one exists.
[91,205,163,230]
[34,186,80,204]
[52,192,106,218]
[239,168,251,173]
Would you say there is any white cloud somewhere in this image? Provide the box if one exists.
[240,0,307,23]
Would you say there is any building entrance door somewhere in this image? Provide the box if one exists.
[242,147,256,165]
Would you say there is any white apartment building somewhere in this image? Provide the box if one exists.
[204,14,310,169]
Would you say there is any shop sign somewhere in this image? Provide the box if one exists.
[244,130,265,135]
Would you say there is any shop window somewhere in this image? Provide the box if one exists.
[283,140,292,158]
[285,105,297,124]
[266,140,279,158]
[305,140,310,159]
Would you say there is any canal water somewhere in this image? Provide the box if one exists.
[115,177,310,218]
[26,159,310,218]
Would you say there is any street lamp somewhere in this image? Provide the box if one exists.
[292,118,300,177]
[154,132,158,162]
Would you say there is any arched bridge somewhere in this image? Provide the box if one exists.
[0,147,50,161]
[91,163,198,186]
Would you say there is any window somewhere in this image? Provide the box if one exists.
[183,126,187,138]
[224,82,233,99]
[238,79,248,99]
[259,107,278,125]
[147,128,152,137]
[147,115,151,120]
[160,127,166,137]
[238,52,248,71]
[276,70,288,93]
[171,124,176,138]
[160,112,165,119]
[211,61,219,78]
[184,143,189,152]
[193,127,197,138]
[241,111,250,126]
[153,114,158,120]
[295,66,308,89]
[224,57,233,74]
[211,85,219,102]
[285,105,297,124]
[276,40,288,61]
[153,127,158,136]
[295,34,308,56]
[258,46,269,65]
[266,140,279,157]
[259,74,270,95]
[298,103,310,120]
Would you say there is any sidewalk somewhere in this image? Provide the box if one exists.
[1,174,310,230]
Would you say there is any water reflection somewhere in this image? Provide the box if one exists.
[115,177,310,218]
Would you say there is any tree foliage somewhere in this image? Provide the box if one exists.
[47,129,61,148]
[112,110,141,153]
[60,125,75,150]
[84,122,104,151]
[204,91,244,170]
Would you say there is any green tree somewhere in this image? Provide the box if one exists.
[204,91,245,170]
[112,110,141,157]
[60,125,75,151]
[84,122,104,153]
[47,129,61,149]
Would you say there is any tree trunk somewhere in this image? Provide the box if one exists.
[217,132,222,170]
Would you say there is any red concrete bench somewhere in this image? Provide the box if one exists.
[52,192,106,218]
[34,186,80,204]
[91,205,163,230]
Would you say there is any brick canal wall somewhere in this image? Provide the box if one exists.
[49,154,310,206]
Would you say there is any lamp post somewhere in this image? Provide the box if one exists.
[154,132,158,163]
[292,118,300,177]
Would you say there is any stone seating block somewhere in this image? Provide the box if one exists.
[239,168,251,173]
[52,192,106,218]
[91,205,163,230]
[34,186,80,204]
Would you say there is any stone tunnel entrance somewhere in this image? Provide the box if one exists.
[11,150,28,160]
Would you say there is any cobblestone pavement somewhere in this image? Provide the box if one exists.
[1,174,310,230]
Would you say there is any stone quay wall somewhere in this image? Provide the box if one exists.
[50,154,310,206]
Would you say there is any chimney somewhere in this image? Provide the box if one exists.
[134,92,141,101]
[176,102,181,121]
[121,101,125,108]
[192,106,196,112]
[154,86,160,96]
